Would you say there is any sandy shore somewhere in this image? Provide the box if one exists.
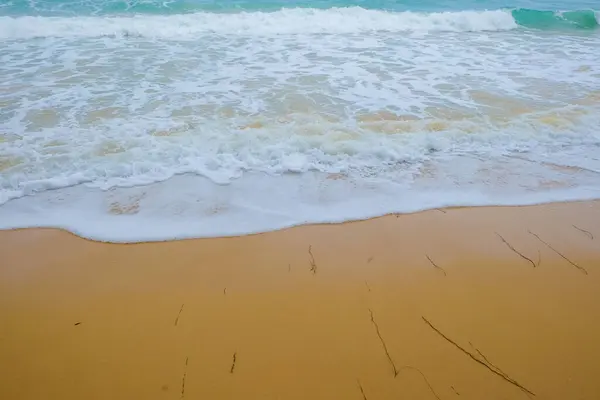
[1,201,600,400]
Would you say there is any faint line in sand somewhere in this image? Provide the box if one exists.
[398,366,441,400]
[368,309,398,377]
[495,233,537,268]
[572,225,594,240]
[367,311,440,398]
[174,304,185,326]
[422,317,535,397]
[528,230,588,275]
[308,245,317,275]
[469,341,508,376]
[230,352,237,374]
[426,255,447,276]
[180,357,188,399]
[357,379,368,400]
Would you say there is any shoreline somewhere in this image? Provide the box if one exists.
[3,195,600,243]
[1,200,600,399]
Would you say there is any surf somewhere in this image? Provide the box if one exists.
[0,8,596,40]
[512,9,599,30]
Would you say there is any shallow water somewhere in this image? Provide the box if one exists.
[1,0,599,241]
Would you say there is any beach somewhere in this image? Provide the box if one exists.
[2,0,600,398]
[2,201,600,399]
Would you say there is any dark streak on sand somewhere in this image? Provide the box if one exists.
[426,255,447,276]
[422,317,535,397]
[180,357,188,399]
[308,245,317,275]
[495,232,536,268]
[368,309,398,377]
[398,366,441,400]
[528,230,588,275]
[174,304,185,326]
[357,379,368,400]
[230,352,237,374]
[572,225,594,240]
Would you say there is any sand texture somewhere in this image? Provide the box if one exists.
[1,201,600,399]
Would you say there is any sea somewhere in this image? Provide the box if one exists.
[0,0,599,242]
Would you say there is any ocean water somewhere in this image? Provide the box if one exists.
[0,0,599,242]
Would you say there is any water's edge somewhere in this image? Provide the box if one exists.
[1,173,598,243]
[1,196,598,244]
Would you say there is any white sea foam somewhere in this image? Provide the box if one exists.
[1,8,600,241]
[1,168,600,242]
[0,8,520,38]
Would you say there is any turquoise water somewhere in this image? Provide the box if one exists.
[1,0,599,16]
[1,0,600,241]
[2,1,598,31]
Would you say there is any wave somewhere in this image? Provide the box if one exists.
[513,9,599,30]
[0,8,597,39]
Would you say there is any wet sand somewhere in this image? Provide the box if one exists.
[1,201,600,400]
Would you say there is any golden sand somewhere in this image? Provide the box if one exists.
[1,201,600,399]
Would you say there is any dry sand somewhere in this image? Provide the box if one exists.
[1,201,600,400]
